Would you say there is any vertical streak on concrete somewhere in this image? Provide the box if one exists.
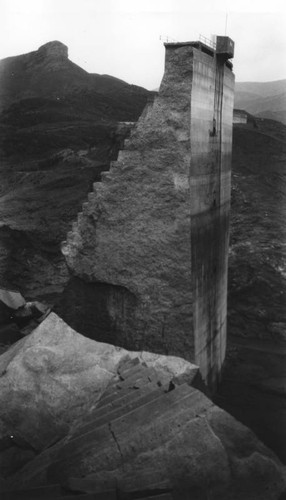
[190,49,234,388]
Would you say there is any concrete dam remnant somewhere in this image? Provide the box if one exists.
[61,36,235,389]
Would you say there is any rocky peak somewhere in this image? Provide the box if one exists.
[37,41,68,60]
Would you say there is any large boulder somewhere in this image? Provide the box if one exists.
[0,313,285,499]
[0,313,198,452]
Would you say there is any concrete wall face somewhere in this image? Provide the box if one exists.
[190,50,234,386]
[62,43,235,388]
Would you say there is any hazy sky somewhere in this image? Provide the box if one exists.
[1,0,286,89]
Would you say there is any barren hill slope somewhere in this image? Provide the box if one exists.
[0,40,150,120]
[0,42,152,305]
[0,41,153,158]
[216,118,286,463]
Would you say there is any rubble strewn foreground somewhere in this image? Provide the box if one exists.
[0,314,285,499]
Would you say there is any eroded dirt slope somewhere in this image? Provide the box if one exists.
[216,119,286,463]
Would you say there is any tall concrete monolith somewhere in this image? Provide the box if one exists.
[61,37,235,389]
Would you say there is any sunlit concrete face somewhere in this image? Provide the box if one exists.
[188,47,235,387]
[62,41,235,390]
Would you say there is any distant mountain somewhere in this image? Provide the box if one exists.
[235,79,286,124]
[0,41,151,120]
[0,41,153,157]
[235,80,286,97]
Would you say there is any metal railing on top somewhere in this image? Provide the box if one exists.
[199,34,216,50]
[159,35,178,43]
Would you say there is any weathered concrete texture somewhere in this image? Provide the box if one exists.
[190,51,235,387]
[62,43,235,388]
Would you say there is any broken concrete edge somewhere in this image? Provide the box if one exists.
[123,351,199,386]
[0,312,199,387]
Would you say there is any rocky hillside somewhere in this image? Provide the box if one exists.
[216,118,286,463]
[0,42,152,304]
[235,79,286,124]
[0,41,152,159]
[0,41,150,118]
[229,119,286,343]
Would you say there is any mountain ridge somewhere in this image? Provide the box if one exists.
[235,79,286,96]
[0,41,153,158]
[0,40,152,119]
[235,79,286,124]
